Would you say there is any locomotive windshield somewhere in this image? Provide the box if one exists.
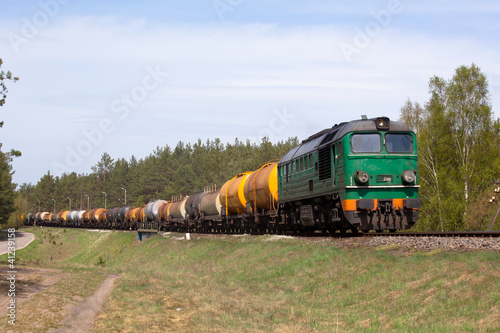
[350,134,381,153]
[386,134,413,153]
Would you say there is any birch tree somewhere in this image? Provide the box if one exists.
[401,64,499,231]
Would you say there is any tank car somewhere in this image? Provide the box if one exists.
[243,162,279,228]
[197,188,222,232]
[221,173,251,216]
[166,196,188,231]
[145,200,168,221]
[117,206,133,229]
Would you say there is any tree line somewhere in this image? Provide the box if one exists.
[14,138,299,216]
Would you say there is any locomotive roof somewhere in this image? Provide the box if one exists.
[279,117,411,164]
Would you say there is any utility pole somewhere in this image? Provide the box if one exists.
[102,192,107,210]
[121,187,127,205]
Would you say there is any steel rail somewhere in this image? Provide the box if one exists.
[362,231,500,238]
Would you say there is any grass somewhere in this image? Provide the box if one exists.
[1,227,499,332]
[1,270,107,332]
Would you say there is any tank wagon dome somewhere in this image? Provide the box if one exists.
[279,117,411,164]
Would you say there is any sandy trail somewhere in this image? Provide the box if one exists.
[50,275,119,333]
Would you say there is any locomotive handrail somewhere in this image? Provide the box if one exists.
[345,185,420,189]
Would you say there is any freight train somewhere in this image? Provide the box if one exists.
[25,117,420,233]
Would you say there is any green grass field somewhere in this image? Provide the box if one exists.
[1,227,499,332]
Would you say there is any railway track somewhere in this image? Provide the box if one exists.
[25,225,500,239]
[178,229,500,251]
[363,231,500,238]
[252,230,500,238]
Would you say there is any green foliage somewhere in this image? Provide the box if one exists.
[17,137,299,214]
[400,63,499,231]
[0,58,19,109]
[96,256,106,267]
[91,152,114,192]
[0,58,20,225]
[0,152,17,223]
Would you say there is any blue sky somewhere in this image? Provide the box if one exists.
[1,0,499,186]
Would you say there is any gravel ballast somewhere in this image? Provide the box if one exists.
[328,236,500,251]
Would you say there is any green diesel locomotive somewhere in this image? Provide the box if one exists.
[278,116,420,232]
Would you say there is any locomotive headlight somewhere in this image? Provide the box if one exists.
[376,117,390,130]
[355,170,370,184]
[402,170,416,184]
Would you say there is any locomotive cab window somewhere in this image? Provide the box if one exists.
[386,134,413,153]
[350,134,381,153]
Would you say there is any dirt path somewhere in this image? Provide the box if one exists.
[50,275,119,333]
